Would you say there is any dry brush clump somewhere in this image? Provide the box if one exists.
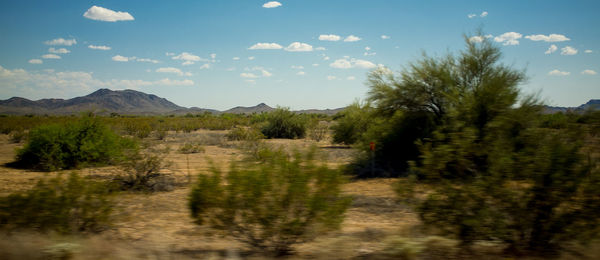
[188,146,351,256]
[112,147,175,192]
[0,173,113,234]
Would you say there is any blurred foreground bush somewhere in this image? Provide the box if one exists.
[189,147,351,255]
[13,116,135,171]
[0,173,113,234]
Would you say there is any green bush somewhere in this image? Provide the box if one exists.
[13,116,134,171]
[0,173,113,233]
[331,102,371,145]
[225,126,264,141]
[189,147,351,255]
[261,108,307,139]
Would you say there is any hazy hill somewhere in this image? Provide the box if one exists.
[223,103,275,114]
[0,89,184,115]
[0,89,346,115]
[544,99,600,113]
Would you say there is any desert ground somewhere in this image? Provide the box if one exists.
[0,130,597,260]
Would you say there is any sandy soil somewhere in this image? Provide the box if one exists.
[0,130,417,259]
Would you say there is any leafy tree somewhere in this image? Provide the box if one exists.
[389,34,600,255]
[188,147,351,255]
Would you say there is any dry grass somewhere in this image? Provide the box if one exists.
[1,130,599,259]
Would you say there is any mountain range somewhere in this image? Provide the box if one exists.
[0,89,344,115]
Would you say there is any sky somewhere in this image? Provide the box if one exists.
[0,0,598,110]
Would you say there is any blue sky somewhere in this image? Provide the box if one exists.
[0,0,598,110]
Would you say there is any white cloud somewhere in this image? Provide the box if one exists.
[172,52,206,65]
[467,14,476,18]
[364,52,376,56]
[581,69,597,75]
[353,59,376,69]
[327,76,336,80]
[525,34,570,42]
[365,46,371,51]
[312,63,319,67]
[42,54,61,59]
[112,55,129,62]
[347,76,356,80]
[315,47,326,51]
[248,43,283,50]
[584,50,593,53]
[44,38,77,46]
[210,53,217,60]
[29,59,43,64]
[233,57,240,60]
[561,46,578,55]
[200,64,211,69]
[262,1,282,8]
[172,52,202,62]
[49,48,70,54]
[469,36,484,43]
[296,71,305,76]
[284,42,313,52]
[226,67,236,71]
[184,72,193,77]
[88,45,111,50]
[245,79,256,84]
[319,34,341,41]
[240,72,258,78]
[330,58,376,69]
[136,58,159,64]
[291,65,304,69]
[165,52,175,56]
[0,66,193,100]
[545,44,558,54]
[83,5,134,22]
[261,69,272,77]
[381,35,390,39]
[248,56,255,60]
[330,59,352,69]
[480,11,488,17]
[323,56,330,60]
[494,32,522,46]
[548,69,570,76]
[344,35,361,42]
[156,67,184,76]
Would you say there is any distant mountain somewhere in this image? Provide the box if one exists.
[0,89,346,115]
[0,89,185,115]
[224,103,275,114]
[544,99,600,114]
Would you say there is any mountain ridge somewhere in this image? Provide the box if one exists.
[0,89,345,115]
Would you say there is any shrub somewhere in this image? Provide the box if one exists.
[113,148,174,192]
[331,102,371,145]
[13,116,135,171]
[261,108,307,139]
[226,126,264,141]
[0,173,113,234]
[178,142,205,154]
[307,120,329,142]
[8,128,27,143]
[189,147,351,255]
